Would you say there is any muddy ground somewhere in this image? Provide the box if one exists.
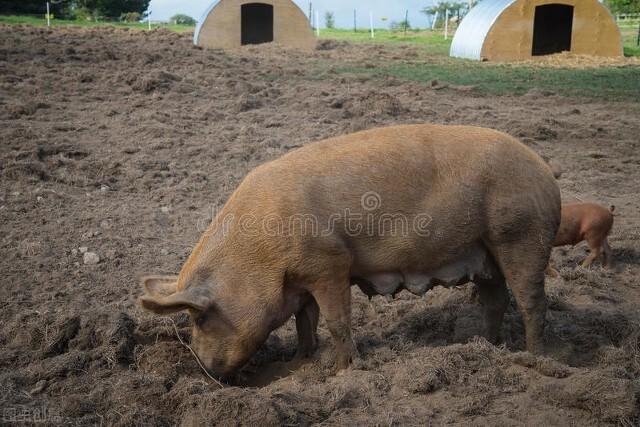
[1,25,639,426]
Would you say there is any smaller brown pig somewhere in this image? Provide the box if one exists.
[548,203,615,275]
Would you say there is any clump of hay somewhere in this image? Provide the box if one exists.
[177,387,299,426]
[533,370,637,421]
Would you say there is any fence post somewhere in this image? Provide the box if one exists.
[404,10,409,36]
[444,9,449,39]
[46,2,50,27]
[315,10,320,37]
[370,11,374,38]
[354,9,357,32]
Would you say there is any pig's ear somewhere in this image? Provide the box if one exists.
[139,276,211,314]
[142,276,180,297]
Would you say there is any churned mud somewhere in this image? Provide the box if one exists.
[1,25,639,425]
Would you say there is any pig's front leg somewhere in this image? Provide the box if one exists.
[294,298,319,359]
[309,278,356,371]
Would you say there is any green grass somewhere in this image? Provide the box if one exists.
[318,27,639,101]
[0,15,194,32]
[621,29,640,56]
[320,28,453,55]
[322,27,640,58]
[334,61,640,100]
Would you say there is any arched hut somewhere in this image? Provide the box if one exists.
[194,0,316,50]
[450,0,622,61]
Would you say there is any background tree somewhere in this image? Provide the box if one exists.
[324,11,335,29]
[0,0,75,18]
[604,0,640,14]
[75,0,150,19]
[170,13,196,25]
[422,1,467,27]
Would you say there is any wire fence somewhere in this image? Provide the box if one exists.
[2,10,639,46]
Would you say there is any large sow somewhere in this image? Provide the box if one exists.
[140,124,561,378]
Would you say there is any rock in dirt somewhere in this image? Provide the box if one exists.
[43,316,81,357]
[83,252,100,265]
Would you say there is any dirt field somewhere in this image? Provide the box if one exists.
[1,25,639,426]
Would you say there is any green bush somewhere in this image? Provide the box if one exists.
[170,14,196,25]
[73,7,96,21]
[390,19,411,31]
[121,12,141,23]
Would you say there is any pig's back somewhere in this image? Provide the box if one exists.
[229,124,558,273]
[246,124,554,214]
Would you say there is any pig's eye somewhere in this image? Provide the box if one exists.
[195,315,207,328]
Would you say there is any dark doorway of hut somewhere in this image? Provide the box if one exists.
[532,4,574,56]
[241,3,274,45]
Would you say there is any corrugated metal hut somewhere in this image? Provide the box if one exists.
[450,0,623,61]
[194,0,316,50]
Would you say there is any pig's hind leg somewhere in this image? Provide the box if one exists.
[582,233,604,268]
[483,238,551,355]
[294,298,320,359]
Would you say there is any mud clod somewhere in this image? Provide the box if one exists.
[43,316,81,358]
[106,313,136,366]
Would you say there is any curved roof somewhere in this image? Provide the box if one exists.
[193,0,311,46]
[194,0,220,45]
[449,0,516,60]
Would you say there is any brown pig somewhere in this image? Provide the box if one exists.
[139,124,561,379]
[548,203,615,273]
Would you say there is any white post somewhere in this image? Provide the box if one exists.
[444,9,449,39]
[432,11,438,30]
[315,10,320,36]
[370,11,374,38]
[46,2,50,27]
[148,9,151,30]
